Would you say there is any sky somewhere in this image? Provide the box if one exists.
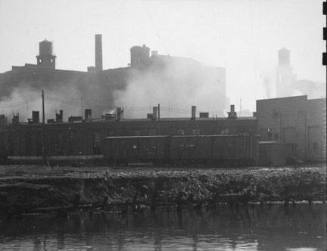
[0,0,325,112]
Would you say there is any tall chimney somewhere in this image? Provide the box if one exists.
[32,111,40,123]
[56,110,63,123]
[95,34,103,72]
[84,109,92,121]
[191,106,196,120]
[153,106,158,121]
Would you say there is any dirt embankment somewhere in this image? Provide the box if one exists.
[0,166,325,216]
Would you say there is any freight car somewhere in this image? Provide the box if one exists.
[101,136,169,164]
[102,135,258,166]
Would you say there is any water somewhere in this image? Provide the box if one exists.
[0,204,325,251]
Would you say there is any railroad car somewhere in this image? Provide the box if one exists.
[169,135,212,163]
[102,134,258,166]
[101,135,169,164]
[210,135,257,165]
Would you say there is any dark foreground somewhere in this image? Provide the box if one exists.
[0,165,325,217]
[0,204,325,250]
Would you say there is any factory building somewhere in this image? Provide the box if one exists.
[0,35,228,120]
[256,95,326,162]
[1,95,325,165]
[130,45,151,69]
[1,115,256,157]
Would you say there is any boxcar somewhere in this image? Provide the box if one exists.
[169,135,212,163]
[211,135,257,165]
[102,135,168,164]
[102,134,258,166]
[169,135,257,165]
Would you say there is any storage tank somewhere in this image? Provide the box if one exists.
[278,48,290,66]
[39,40,53,56]
[36,39,56,68]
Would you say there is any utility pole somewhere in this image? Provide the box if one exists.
[279,111,282,143]
[42,90,46,164]
[80,95,83,118]
[42,90,45,124]
[304,111,307,161]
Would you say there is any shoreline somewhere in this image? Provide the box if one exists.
[0,165,325,217]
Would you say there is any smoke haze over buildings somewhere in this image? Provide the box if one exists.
[0,76,117,121]
[0,48,227,120]
[0,0,325,118]
[115,57,226,118]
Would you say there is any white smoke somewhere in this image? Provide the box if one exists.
[0,84,82,122]
[114,57,227,118]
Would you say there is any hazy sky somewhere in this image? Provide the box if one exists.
[0,0,325,111]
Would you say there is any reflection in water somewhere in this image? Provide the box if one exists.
[0,204,325,250]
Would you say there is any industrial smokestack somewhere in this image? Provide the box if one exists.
[153,106,158,121]
[116,107,123,121]
[157,104,160,120]
[12,113,19,125]
[228,104,237,119]
[84,109,92,121]
[191,106,196,120]
[56,110,63,123]
[95,34,103,72]
[32,111,40,123]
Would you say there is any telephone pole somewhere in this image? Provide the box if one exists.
[42,90,46,164]
[42,90,45,124]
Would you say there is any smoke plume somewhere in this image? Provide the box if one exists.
[0,57,227,122]
[114,57,227,118]
[0,69,126,121]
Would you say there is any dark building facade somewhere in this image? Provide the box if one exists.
[1,118,256,157]
[256,95,326,162]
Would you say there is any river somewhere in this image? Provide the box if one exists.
[0,204,325,251]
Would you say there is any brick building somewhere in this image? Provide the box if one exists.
[256,95,326,161]
[1,117,256,157]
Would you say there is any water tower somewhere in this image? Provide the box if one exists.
[278,48,290,66]
[36,40,56,69]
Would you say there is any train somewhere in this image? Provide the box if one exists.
[101,134,258,166]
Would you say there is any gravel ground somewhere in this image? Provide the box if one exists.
[0,164,325,180]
